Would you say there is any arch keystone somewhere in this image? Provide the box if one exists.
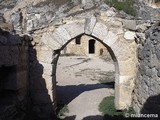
[84,16,97,35]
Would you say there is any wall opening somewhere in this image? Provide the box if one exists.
[54,34,117,119]
[75,35,81,45]
[89,39,95,54]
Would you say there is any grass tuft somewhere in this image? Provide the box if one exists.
[57,104,69,118]
[105,0,137,16]
[99,96,136,117]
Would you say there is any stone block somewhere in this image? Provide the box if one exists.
[81,0,94,8]
[39,62,53,76]
[92,22,108,40]
[84,16,97,35]
[111,41,133,61]
[124,31,136,40]
[115,76,134,109]
[42,74,53,90]
[119,60,136,76]
[26,20,33,32]
[123,20,136,31]
[63,20,85,38]
[41,32,61,50]
[103,31,118,47]
[136,24,148,32]
[37,50,53,64]
[55,25,72,42]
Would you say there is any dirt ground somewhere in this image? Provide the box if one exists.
[56,56,115,120]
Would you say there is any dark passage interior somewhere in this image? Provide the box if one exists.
[89,39,95,54]
[0,65,17,105]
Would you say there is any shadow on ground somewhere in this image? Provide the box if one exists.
[56,83,114,105]
[56,83,114,119]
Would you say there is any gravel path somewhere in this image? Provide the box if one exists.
[56,56,115,120]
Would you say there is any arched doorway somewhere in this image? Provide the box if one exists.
[88,39,95,54]
[38,17,137,113]
[56,35,115,119]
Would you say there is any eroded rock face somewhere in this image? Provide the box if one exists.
[135,0,160,20]
[133,22,160,114]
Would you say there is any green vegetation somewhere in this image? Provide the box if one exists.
[99,96,136,117]
[105,0,137,16]
[57,105,69,118]
[99,71,115,84]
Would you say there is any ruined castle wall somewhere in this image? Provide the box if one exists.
[133,22,160,114]
[0,29,30,119]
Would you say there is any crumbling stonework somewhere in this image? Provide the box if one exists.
[135,0,160,21]
[0,0,160,119]
[0,28,30,120]
[133,22,160,114]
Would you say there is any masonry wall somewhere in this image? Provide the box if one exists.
[64,35,109,56]
[133,22,160,114]
[0,28,30,119]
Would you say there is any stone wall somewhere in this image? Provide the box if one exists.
[0,28,30,120]
[133,22,160,114]
[64,35,109,56]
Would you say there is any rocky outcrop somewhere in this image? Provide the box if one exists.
[133,22,160,114]
[135,0,160,20]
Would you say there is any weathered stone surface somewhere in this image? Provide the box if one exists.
[81,0,94,8]
[103,31,118,46]
[0,46,19,66]
[105,8,116,17]
[123,20,136,31]
[124,31,135,40]
[111,41,133,61]
[55,26,72,42]
[134,22,160,114]
[84,16,97,35]
[63,20,85,38]
[92,22,108,40]
[26,20,33,32]
[40,62,53,76]
[135,33,146,44]
[41,32,61,50]
[136,24,148,32]
[115,75,134,109]
[37,49,53,63]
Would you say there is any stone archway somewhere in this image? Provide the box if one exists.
[39,16,137,110]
